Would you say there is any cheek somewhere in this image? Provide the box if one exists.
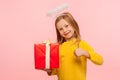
[70,27,75,32]
[58,31,64,37]
[59,31,63,35]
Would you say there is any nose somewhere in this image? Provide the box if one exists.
[63,27,67,32]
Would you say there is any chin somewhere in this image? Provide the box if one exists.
[66,36,74,40]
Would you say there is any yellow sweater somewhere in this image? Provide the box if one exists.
[51,39,103,80]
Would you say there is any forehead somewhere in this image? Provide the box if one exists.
[57,19,69,27]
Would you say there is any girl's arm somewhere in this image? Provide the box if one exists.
[82,40,104,65]
[75,40,104,65]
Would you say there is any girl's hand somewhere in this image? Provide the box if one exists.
[74,48,90,58]
[41,69,52,75]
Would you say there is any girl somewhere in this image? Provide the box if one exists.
[45,12,103,80]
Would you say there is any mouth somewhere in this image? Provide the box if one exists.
[64,31,70,36]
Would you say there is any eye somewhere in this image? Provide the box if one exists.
[59,28,63,31]
[65,25,68,28]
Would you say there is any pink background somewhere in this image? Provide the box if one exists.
[0,0,120,80]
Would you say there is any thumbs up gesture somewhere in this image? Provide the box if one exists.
[74,48,90,58]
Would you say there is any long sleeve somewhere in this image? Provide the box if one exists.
[80,40,104,65]
[48,39,103,80]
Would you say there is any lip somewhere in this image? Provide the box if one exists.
[64,31,70,36]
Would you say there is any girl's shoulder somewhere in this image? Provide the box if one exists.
[80,40,94,49]
[79,40,91,46]
[80,40,87,44]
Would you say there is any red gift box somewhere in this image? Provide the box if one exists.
[34,42,59,69]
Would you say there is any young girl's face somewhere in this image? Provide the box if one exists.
[56,19,75,41]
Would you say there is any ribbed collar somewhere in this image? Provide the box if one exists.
[61,38,77,46]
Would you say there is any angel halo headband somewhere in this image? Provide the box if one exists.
[46,3,69,17]
[55,13,68,18]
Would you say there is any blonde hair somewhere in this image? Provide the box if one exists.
[55,12,81,44]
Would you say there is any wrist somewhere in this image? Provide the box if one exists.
[84,51,90,58]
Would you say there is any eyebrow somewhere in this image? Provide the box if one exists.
[63,24,68,27]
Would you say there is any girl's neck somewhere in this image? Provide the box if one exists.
[65,37,76,42]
